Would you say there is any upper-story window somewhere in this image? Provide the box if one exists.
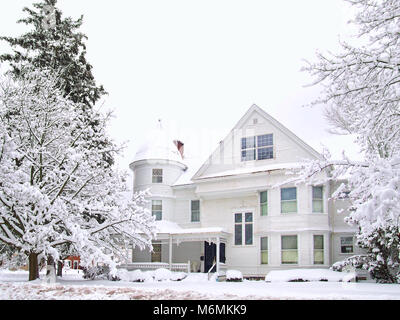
[260,191,268,216]
[152,169,163,183]
[191,200,200,222]
[241,134,273,161]
[152,200,162,221]
[281,187,297,214]
[312,186,324,213]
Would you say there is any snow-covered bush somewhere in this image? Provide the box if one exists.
[226,270,243,282]
[331,255,369,272]
[169,271,187,281]
[130,270,154,282]
[153,268,186,281]
[153,268,172,281]
[82,265,120,281]
[265,269,356,283]
[115,268,187,282]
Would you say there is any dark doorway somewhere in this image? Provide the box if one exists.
[204,242,226,273]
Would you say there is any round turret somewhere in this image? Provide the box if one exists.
[129,124,187,221]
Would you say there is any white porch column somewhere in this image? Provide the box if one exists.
[169,235,172,270]
[216,237,220,274]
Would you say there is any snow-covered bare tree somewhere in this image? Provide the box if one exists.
[0,70,156,281]
[298,0,400,283]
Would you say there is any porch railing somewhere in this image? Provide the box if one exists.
[207,262,216,281]
[207,262,228,281]
[119,261,191,273]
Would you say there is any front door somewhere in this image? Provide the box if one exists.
[204,242,226,273]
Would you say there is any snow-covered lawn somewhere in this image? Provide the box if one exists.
[1,269,400,300]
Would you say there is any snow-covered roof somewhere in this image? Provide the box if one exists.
[194,162,304,180]
[155,220,227,235]
[173,157,205,187]
[133,125,184,164]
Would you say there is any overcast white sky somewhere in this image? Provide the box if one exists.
[0,0,362,175]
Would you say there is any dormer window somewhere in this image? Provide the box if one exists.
[241,134,273,161]
[152,169,163,183]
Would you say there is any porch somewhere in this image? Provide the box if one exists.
[127,221,230,275]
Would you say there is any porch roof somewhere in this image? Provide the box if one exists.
[154,220,230,241]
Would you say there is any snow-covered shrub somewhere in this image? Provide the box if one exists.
[116,269,153,282]
[115,268,187,282]
[331,255,369,272]
[170,272,187,281]
[150,269,188,282]
[265,269,355,282]
[288,278,309,282]
[82,265,119,281]
[153,268,173,281]
[226,270,243,282]
[132,270,154,282]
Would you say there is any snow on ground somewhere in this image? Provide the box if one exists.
[1,269,400,300]
[265,268,356,282]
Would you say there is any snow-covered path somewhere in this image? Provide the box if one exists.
[1,270,400,300]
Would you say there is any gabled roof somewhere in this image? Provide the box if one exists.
[192,104,322,180]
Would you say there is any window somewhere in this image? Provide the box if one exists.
[241,134,273,161]
[234,212,253,245]
[191,200,200,222]
[261,237,268,264]
[281,235,298,264]
[152,200,162,221]
[152,169,163,183]
[245,213,253,245]
[313,235,324,264]
[234,214,242,245]
[257,134,274,160]
[281,187,297,213]
[341,236,354,254]
[260,191,268,216]
[151,242,162,262]
[312,186,323,213]
[241,136,256,161]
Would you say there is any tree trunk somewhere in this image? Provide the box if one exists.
[28,253,39,281]
[57,260,63,277]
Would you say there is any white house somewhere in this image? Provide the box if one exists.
[127,104,363,278]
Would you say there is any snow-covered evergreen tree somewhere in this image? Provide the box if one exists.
[0,0,113,166]
[0,70,156,281]
[298,0,400,283]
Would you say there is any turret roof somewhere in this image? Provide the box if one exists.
[133,123,184,164]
